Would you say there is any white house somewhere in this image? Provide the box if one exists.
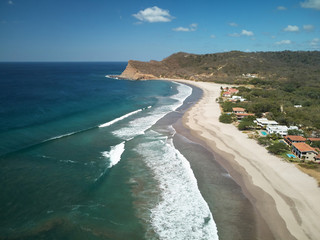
[266,125,298,136]
[229,96,246,102]
[254,118,278,128]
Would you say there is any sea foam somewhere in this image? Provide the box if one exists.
[112,82,192,140]
[99,109,143,128]
[95,142,125,182]
[135,131,219,240]
[102,141,125,168]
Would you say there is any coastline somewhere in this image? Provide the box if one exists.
[171,79,320,240]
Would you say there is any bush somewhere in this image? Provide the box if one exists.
[267,142,288,155]
[257,137,272,146]
[219,114,233,124]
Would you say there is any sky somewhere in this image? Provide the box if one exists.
[0,0,319,61]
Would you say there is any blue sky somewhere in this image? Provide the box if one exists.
[1,0,319,61]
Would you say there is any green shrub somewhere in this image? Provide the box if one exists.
[219,114,233,124]
[267,142,288,155]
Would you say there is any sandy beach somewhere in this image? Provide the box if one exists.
[172,80,320,240]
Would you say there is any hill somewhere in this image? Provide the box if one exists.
[120,51,320,85]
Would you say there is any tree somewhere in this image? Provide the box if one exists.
[238,116,256,130]
[267,142,288,155]
[219,114,234,124]
[257,137,272,146]
[287,129,303,136]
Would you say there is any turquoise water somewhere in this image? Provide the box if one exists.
[0,63,218,239]
[287,154,296,158]
[261,131,268,136]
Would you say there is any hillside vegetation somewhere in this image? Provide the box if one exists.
[123,51,320,84]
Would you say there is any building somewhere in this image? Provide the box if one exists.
[284,135,306,146]
[235,113,255,120]
[229,96,246,102]
[291,142,318,161]
[308,138,320,143]
[266,125,298,136]
[232,107,246,114]
[254,118,278,128]
[222,88,239,97]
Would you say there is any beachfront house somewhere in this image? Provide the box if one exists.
[235,113,255,120]
[222,88,239,97]
[232,107,246,114]
[284,135,306,146]
[232,107,255,120]
[254,118,278,129]
[308,138,320,143]
[291,142,318,161]
[266,125,299,137]
[229,96,246,102]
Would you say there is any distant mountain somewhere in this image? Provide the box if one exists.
[120,51,320,84]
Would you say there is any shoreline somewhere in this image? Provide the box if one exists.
[165,79,320,239]
[181,80,320,239]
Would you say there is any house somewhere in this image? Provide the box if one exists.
[229,96,246,102]
[254,118,278,128]
[235,113,255,120]
[232,107,246,114]
[308,138,320,143]
[284,135,306,146]
[294,105,302,108]
[315,153,320,162]
[291,142,318,161]
[222,88,239,97]
[266,125,299,136]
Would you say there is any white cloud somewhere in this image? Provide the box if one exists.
[275,40,292,45]
[133,6,174,23]
[229,29,254,37]
[303,24,315,31]
[210,34,216,39]
[284,25,299,32]
[300,0,320,10]
[173,23,197,32]
[8,0,13,4]
[241,30,254,36]
[277,6,287,10]
[229,22,238,27]
[310,38,320,47]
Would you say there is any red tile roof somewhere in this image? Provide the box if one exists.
[235,113,255,116]
[292,142,317,153]
[285,135,306,142]
[308,138,320,142]
[233,107,246,112]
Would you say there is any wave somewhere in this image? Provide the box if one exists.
[95,142,126,182]
[99,109,143,128]
[112,83,192,140]
[102,141,125,168]
[134,131,219,239]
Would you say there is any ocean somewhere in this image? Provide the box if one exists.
[0,62,219,240]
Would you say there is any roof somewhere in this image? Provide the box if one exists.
[292,142,317,153]
[267,125,288,131]
[308,138,320,142]
[285,135,306,142]
[256,118,278,125]
[233,107,246,112]
[235,113,254,116]
[228,88,239,93]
